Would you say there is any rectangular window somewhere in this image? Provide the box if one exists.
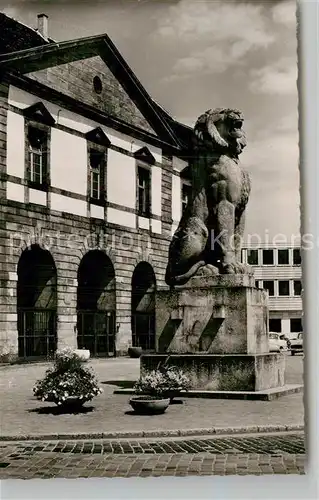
[278,249,289,265]
[294,280,302,296]
[255,280,259,288]
[262,249,274,265]
[89,150,104,201]
[278,280,290,296]
[138,166,151,217]
[293,248,301,265]
[91,169,100,199]
[263,280,274,296]
[290,318,302,333]
[27,126,47,186]
[181,182,191,214]
[269,318,282,333]
[247,249,258,265]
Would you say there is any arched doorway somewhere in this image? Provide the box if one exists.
[131,262,156,351]
[17,244,57,359]
[77,250,116,357]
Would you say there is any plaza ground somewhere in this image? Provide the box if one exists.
[0,354,305,478]
[0,354,304,438]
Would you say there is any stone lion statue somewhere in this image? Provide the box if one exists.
[165,107,251,287]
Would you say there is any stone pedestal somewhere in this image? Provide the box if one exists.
[140,275,289,396]
[156,275,269,355]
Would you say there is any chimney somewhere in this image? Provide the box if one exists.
[37,13,48,39]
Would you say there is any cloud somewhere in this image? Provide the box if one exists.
[156,1,274,45]
[242,128,300,237]
[165,45,247,81]
[155,0,275,79]
[0,6,18,17]
[272,0,296,26]
[249,56,297,95]
[243,130,299,177]
[273,110,299,134]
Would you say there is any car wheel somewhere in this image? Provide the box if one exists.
[291,350,295,356]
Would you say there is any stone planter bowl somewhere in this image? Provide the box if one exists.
[59,396,86,408]
[128,347,143,358]
[45,395,87,409]
[73,349,90,362]
[129,395,170,415]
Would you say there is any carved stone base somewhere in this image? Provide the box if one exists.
[140,353,286,392]
[156,275,269,355]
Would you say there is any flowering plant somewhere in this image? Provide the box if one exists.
[160,365,191,393]
[133,365,190,398]
[33,347,103,406]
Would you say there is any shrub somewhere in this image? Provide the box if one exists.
[33,347,103,406]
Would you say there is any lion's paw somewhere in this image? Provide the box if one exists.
[197,264,219,278]
[221,261,249,275]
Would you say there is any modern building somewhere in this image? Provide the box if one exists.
[0,13,193,362]
[241,243,302,338]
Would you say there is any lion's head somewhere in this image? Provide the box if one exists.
[194,108,246,156]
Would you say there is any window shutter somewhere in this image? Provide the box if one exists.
[42,145,48,185]
[26,149,31,182]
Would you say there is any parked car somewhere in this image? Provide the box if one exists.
[279,334,291,349]
[290,332,303,355]
[268,333,288,352]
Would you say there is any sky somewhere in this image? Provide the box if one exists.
[0,0,299,242]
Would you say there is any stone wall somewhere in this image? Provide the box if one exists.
[0,82,12,361]
[27,56,156,135]
[0,197,172,362]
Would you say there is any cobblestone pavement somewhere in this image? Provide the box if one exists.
[0,356,304,437]
[0,433,305,479]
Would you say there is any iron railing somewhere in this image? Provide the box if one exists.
[77,310,116,357]
[17,308,57,359]
[131,313,155,351]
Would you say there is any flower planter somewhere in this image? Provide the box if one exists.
[128,347,142,359]
[45,395,86,408]
[73,349,90,362]
[129,396,170,415]
[60,396,86,409]
[165,391,181,404]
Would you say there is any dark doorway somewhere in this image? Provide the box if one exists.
[131,262,156,351]
[17,245,57,359]
[77,250,116,356]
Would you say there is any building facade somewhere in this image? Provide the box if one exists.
[0,14,192,362]
[241,243,302,338]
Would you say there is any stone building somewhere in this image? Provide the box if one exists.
[241,243,302,338]
[0,13,192,362]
